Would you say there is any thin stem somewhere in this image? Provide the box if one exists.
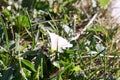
[25,9,35,49]
[0,16,9,52]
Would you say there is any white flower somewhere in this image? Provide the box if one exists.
[48,31,73,52]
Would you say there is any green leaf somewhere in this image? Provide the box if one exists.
[21,59,36,72]
[2,9,10,17]
[20,42,30,52]
[100,0,109,7]
[17,15,29,28]
[87,27,105,33]
[56,74,63,80]
[23,68,31,78]
[40,58,43,78]
[73,66,81,72]
[35,1,49,10]
[61,63,73,74]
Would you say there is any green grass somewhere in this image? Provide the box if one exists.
[0,0,120,80]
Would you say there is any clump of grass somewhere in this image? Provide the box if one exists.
[0,0,120,80]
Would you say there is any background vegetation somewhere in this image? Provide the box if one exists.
[0,0,120,80]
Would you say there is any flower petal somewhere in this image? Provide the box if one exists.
[48,31,73,52]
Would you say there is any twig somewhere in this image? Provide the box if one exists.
[81,12,98,34]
